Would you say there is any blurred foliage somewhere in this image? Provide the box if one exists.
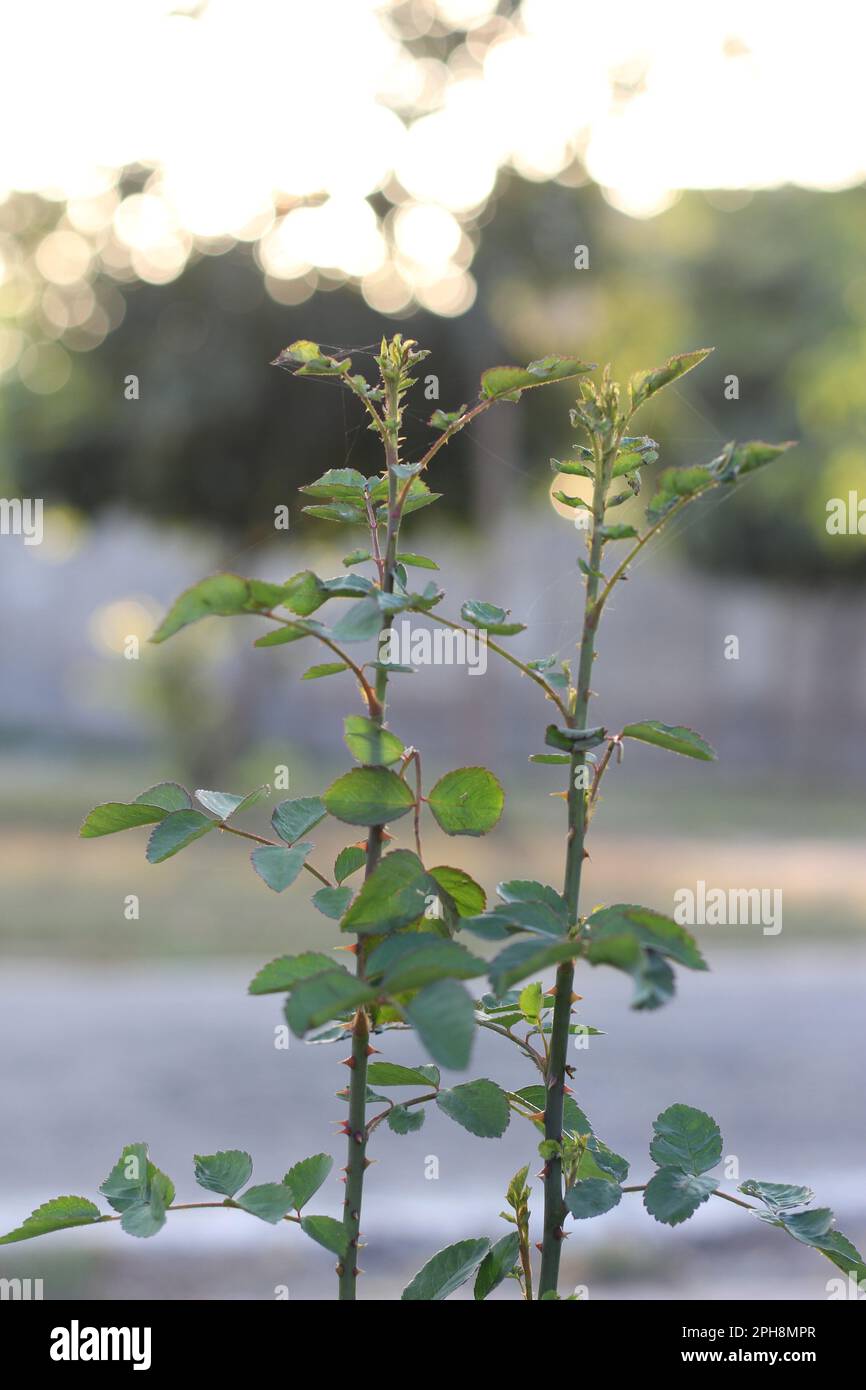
[3,180,866,582]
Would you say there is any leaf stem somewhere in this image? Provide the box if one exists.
[263,613,382,719]
[216,821,332,888]
[432,614,571,722]
[620,1184,755,1212]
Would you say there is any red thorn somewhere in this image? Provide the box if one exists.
[363,1157,375,1170]
[336,943,358,955]
[352,1266,363,1277]
[365,1045,381,1057]
[563,1085,574,1095]
[534,1242,544,1253]
[340,1056,356,1069]
[352,1130,364,1146]
[537,1165,549,1180]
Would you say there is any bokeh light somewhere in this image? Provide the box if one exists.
[1,0,864,388]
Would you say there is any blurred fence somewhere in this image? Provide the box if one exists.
[2,512,865,778]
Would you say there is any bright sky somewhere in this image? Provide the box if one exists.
[0,0,862,386]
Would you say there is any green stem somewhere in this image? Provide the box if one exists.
[538,432,613,1299]
[337,1006,370,1298]
[338,369,403,1301]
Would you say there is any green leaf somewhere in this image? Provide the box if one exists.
[460,599,525,636]
[388,1105,425,1134]
[324,767,415,827]
[736,1182,866,1283]
[367,1062,440,1089]
[428,406,467,430]
[401,1237,491,1300]
[341,850,435,935]
[195,785,268,820]
[738,1180,814,1213]
[279,570,328,616]
[285,971,376,1036]
[343,549,372,567]
[368,934,487,993]
[194,1150,253,1198]
[0,1196,103,1245]
[80,801,168,838]
[248,951,343,995]
[272,796,326,844]
[481,356,593,402]
[329,596,383,643]
[254,622,318,647]
[150,573,253,643]
[299,468,369,501]
[251,843,311,893]
[235,1183,297,1224]
[427,766,504,837]
[715,439,795,483]
[512,1086,592,1139]
[630,348,713,408]
[303,662,348,680]
[312,885,353,919]
[99,1143,172,1211]
[586,904,707,1009]
[120,1172,172,1239]
[598,523,638,541]
[334,845,366,883]
[575,1136,629,1184]
[343,715,404,766]
[271,340,352,376]
[498,879,568,924]
[519,981,543,1021]
[489,939,580,995]
[544,724,607,753]
[428,865,486,917]
[565,1179,623,1220]
[300,1213,348,1257]
[302,502,367,525]
[646,465,715,521]
[436,1079,510,1138]
[282,1154,333,1211]
[650,1104,723,1175]
[397,553,439,570]
[145,810,215,863]
[474,1231,521,1299]
[644,1168,717,1225]
[588,904,706,971]
[135,782,192,812]
[404,979,475,1070]
[620,720,716,761]
[99,1143,174,1237]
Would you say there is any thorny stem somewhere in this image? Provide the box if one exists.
[538,423,618,1299]
[339,361,406,1300]
[216,821,332,887]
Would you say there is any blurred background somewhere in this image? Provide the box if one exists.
[1,0,864,1301]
